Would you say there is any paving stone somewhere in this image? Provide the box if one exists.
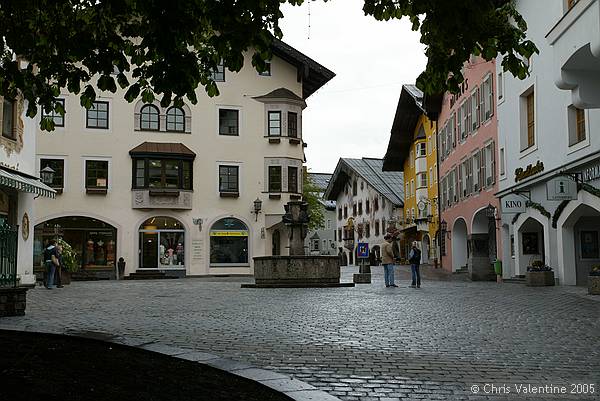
[1,268,599,401]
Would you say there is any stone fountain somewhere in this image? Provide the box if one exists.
[242,201,354,288]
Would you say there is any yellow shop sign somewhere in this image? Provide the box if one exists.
[210,230,249,237]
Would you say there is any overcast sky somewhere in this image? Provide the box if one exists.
[279,0,427,174]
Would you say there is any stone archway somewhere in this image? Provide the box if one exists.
[469,208,496,280]
[451,218,468,272]
[557,191,600,285]
[515,217,546,277]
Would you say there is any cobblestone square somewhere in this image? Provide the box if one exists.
[2,266,599,401]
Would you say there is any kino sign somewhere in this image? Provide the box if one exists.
[501,194,527,214]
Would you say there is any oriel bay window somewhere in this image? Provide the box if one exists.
[85,160,109,194]
[268,111,281,136]
[288,166,298,193]
[268,166,282,192]
[288,112,298,137]
[133,158,192,192]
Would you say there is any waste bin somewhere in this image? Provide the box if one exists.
[494,259,502,275]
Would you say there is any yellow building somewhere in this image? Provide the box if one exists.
[383,85,439,264]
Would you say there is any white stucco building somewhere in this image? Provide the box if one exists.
[1,77,56,289]
[496,0,600,285]
[324,158,404,266]
[33,40,334,278]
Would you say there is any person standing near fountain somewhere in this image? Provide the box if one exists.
[381,235,397,288]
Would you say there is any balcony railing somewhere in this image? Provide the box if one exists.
[0,224,18,288]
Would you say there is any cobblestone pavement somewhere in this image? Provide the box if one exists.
[2,266,600,401]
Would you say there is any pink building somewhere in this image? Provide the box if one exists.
[435,57,501,280]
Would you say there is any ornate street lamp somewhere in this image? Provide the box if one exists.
[252,198,262,221]
[40,166,55,185]
[485,203,497,219]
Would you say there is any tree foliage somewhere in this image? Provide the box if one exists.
[0,0,536,131]
[363,0,537,94]
[303,172,325,231]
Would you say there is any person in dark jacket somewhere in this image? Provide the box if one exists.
[408,241,422,288]
[43,240,59,289]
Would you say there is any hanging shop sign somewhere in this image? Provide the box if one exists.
[500,194,528,214]
[515,161,544,182]
[581,163,600,184]
[546,176,578,201]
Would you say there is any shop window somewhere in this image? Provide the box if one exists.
[85,160,109,193]
[166,107,185,132]
[42,98,65,128]
[140,104,160,131]
[212,62,225,82]
[2,97,16,139]
[210,218,249,266]
[268,166,282,192]
[40,159,64,191]
[86,101,109,129]
[219,109,239,136]
[133,158,192,190]
[268,111,281,136]
[34,216,117,271]
[288,166,298,193]
[139,216,185,269]
[219,165,239,195]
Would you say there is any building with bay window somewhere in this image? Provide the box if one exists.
[324,158,404,266]
[33,40,334,278]
[496,0,600,286]
[383,85,439,265]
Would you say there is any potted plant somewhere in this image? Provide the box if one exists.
[57,238,79,284]
[526,260,555,286]
[589,265,600,295]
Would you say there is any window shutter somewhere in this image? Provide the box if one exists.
[480,82,486,123]
[489,77,494,118]
[480,148,486,189]
[474,89,480,130]
[457,165,463,201]
[490,141,496,185]
[452,114,457,148]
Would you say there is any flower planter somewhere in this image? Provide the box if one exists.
[61,271,72,285]
[588,275,600,295]
[526,271,555,287]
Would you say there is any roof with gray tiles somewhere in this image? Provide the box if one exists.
[324,158,404,207]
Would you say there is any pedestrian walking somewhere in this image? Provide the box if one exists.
[43,240,60,290]
[381,235,397,287]
[408,241,422,288]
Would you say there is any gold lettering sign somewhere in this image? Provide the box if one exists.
[210,231,248,237]
[515,161,544,182]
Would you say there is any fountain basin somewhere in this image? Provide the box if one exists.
[241,256,354,288]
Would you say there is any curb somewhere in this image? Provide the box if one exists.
[0,325,341,401]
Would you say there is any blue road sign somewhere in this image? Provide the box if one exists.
[357,242,369,259]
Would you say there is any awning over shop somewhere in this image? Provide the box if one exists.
[0,167,56,198]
